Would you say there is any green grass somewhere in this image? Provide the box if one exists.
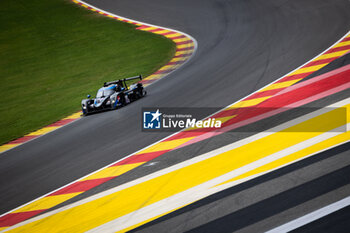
[0,0,176,145]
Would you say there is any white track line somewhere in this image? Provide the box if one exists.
[0,0,198,155]
[0,1,348,226]
[0,1,199,218]
[3,99,349,232]
[86,127,348,233]
[77,0,199,88]
[266,196,350,233]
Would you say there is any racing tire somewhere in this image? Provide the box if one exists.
[82,107,90,116]
[119,94,126,107]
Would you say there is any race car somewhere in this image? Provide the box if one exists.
[81,75,146,115]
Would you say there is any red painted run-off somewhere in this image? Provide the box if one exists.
[49,177,115,196]
[0,210,45,227]
[112,150,170,166]
[165,64,350,143]
[1,61,349,231]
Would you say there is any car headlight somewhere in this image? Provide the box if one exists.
[111,96,116,103]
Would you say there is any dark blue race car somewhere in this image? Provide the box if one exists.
[81,75,146,115]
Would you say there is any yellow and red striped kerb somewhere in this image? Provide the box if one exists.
[0,0,349,230]
[0,112,81,153]
[1,32,349,230]
[0,0,196,229]
[72,0,196,87]
[0,0,196,155]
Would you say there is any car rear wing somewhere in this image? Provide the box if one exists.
[104,75,142,88]
[124,75,142,81]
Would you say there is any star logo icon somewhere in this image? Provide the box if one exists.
[150,109,162,122]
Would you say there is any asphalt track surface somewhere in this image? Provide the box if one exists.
[1,0,350,231]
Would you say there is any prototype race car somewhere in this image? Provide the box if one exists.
[81,75,146,115]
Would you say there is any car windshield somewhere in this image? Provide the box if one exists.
[96,88,114,98]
